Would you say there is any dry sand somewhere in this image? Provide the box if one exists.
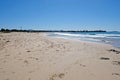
[0,32,120,80]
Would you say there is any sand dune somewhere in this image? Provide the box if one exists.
[0,32,120,80]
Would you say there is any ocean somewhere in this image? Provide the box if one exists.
[47,31,120,48]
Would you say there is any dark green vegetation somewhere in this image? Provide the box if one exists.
[0,28,106,33]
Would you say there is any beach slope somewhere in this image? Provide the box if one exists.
[0,32,120,80]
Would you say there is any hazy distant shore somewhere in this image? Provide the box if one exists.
[0,28,106,32]
[0,32,120,80]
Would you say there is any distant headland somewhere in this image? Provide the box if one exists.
[0,28,106,33]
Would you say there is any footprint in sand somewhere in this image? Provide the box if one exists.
[100,57,110,60]
[49,73,65,80]
[27,50,31,52]
[12,72,15,74]
[24,60,29,64]
[28,78,31,80]
[112,73,120,77]
[80,64,86,67]
[56,50,59,52]
[108,49,120,54]
[112,61,120,66]
[58,73,65,78]
[6,40,10,43]
[49,74,57,80]
[28,57,39,60]
[35,58,39,60]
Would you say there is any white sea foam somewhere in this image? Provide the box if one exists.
[48,32,120,48]
[54,32,80,37]
[54,32,120,38]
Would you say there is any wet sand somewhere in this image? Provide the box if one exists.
[0,32,120,80]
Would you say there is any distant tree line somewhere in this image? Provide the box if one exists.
[0,28,106,33]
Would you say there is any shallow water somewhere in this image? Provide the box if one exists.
[47,31,120,48]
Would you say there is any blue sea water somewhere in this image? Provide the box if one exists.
[47,31,120,48]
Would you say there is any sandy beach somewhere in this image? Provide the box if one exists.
[0,32,120,80]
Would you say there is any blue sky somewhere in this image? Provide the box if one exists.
[0,0,120,31]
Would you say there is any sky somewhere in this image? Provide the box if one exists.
[0,0,120,31]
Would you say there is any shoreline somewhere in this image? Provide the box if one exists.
[46,32,120,49]
[0,32,120,80]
